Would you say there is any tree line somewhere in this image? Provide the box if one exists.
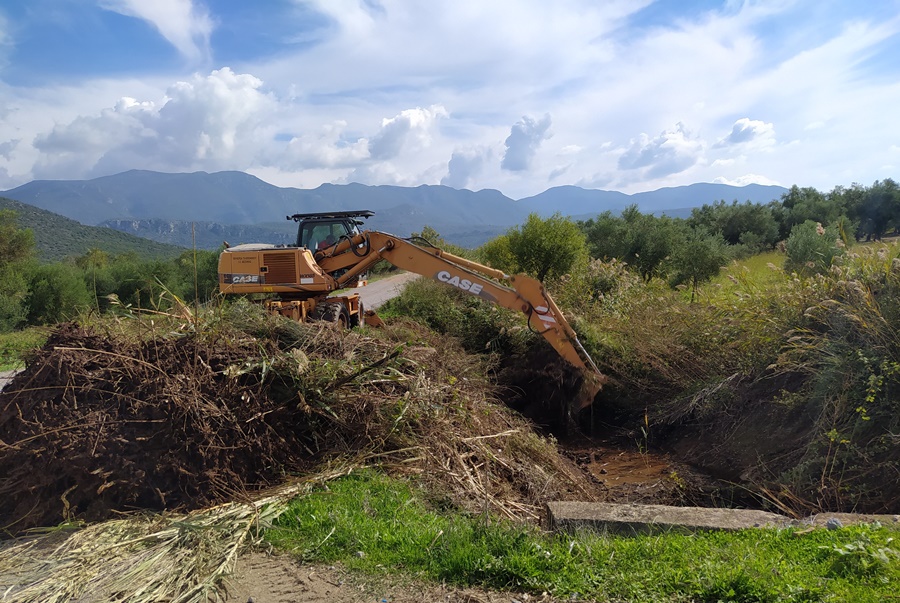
[1,177,897,331]
[0,209,220,332]
[479,179,900,299]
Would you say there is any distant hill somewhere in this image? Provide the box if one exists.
[0,197,185,262]
[519,183,788,216]
[1,170,790,249]
[100,212,510,250]
[100,218,296,250]
[1,170,530,227]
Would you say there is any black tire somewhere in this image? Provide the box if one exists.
[309,301,329,321]
[350,301,366,328]
[315,301,349,328]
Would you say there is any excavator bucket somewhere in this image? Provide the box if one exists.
[577,369,606,410]
[363,309,384,327]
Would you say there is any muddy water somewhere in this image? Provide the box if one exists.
[583,446,672,485]
[561,436,749,508]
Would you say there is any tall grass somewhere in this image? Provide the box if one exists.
[383,242,900,512]
[571,243,900,512]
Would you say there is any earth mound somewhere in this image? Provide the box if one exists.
[0,314,600,534]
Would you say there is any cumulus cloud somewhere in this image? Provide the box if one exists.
[713,173,781,187]
[0,139,18,160]
[28,68,453,185]
[343,162,409,187]
[501,114,552,172]
[99,0,212,63]
[441,147,489,190]
[33,68,276,178]
[283,121,370,169]
[368,105,448,160]
[33,97,155,177]
[716,118,775,148]
[617,122,703,179]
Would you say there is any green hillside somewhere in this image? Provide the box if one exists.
[0,197,185,262]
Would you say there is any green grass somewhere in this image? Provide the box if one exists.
[268,471,900,603]
[0,327,48,370]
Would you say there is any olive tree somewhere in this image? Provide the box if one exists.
[483,213,586,282]
[667,229,729,302]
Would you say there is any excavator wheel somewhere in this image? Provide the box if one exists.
[311,301,350,328]
[350,301,366,328]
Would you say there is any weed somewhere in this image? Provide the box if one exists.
[824,532,900,578]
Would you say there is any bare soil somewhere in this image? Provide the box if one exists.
[224,553,565,603]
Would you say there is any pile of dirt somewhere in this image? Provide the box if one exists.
[0,323,307,532]
[0,316,601,534]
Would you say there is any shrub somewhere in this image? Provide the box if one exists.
[784,220,845,276]
[26,262,92,325]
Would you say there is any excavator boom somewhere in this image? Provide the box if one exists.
[219,227,606,401]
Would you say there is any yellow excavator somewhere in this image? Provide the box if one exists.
[218,210,605,401]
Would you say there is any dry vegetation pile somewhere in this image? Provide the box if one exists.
[0,306,598,535]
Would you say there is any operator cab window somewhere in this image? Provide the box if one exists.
[299,220,355,250]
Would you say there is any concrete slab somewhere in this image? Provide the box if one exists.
[547,502,900,536]
[548,501,789,535]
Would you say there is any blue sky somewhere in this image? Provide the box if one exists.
[1,0,898,199]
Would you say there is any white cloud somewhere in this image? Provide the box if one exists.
[33,68,275,178]
[282,121,370,169]
[24,69,458,190]
[617,123,704,179]
[501,114,552,172]
[713,174,781,187]
[33,97,154,178]
[441,147,490,190]
[98,0,212,63]
[0,139,18,160]
[368,105,448,160]
[716,118,775,149]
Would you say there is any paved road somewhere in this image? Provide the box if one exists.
[353,271,419,309]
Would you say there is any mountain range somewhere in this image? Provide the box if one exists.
[2,170,789,250]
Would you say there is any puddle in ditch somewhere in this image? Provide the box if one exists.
[561,436,751,508]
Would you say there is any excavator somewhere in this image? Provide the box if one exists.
[218,210,606,401]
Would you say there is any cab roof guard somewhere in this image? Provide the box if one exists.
[287,210,375,222]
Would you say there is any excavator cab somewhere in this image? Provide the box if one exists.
[291,210,375,251]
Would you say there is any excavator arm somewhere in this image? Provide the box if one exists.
[316,231,606,398]
[218,228,606,403]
